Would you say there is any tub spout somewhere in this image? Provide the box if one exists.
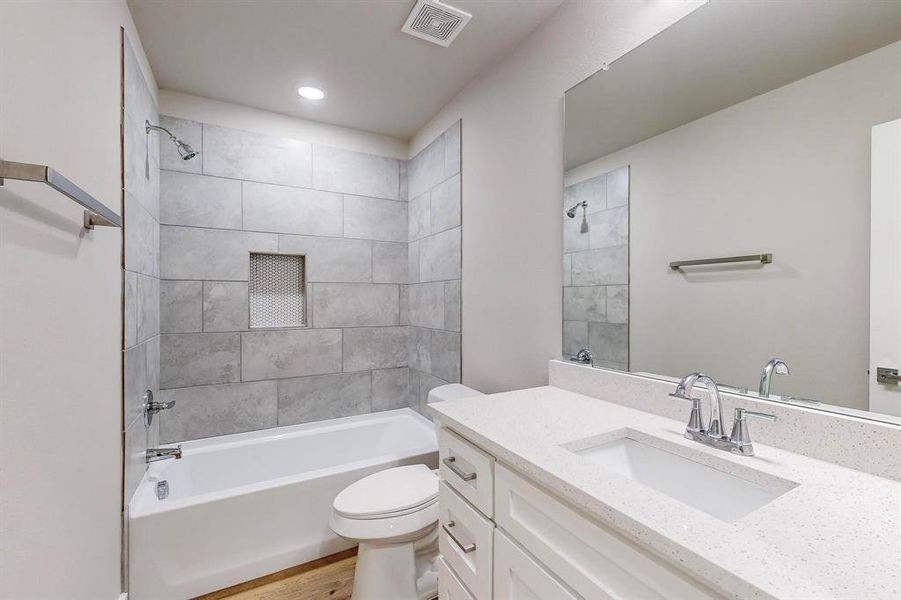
[146,446,182,463]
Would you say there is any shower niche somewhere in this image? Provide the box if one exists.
[249,253,307,329]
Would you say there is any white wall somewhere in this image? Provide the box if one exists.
[566,41,901,408]
[410,0,705,393]
[0,2,154,598]
[160,89,407,159]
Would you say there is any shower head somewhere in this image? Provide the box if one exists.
[175,140,198,161]
[146,121,199,161]
[566,201,587,218]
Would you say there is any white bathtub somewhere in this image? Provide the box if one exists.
[128,409,438,600]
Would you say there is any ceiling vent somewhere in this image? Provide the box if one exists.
[402,0,472,48]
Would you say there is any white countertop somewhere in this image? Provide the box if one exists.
[428,386,901,600]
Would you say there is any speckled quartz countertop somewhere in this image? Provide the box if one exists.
[428,386,901,600]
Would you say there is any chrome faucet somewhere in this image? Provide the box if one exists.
[671,372,776,456]
[143,390,176,427]
[758,358,789,398]
[146,446,182,463]
[569,348,593,367]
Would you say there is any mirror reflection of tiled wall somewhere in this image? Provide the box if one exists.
[562,166,629,370]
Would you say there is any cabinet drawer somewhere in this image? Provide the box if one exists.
[439,427,495,517]
[495,464,722,600]
[439,481,494,600]
[438,556,476,600]
[494,529,579,600]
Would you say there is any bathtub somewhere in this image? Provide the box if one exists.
[128,408,438,600]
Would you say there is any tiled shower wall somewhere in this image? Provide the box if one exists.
[562,166,629,370]
[122,36,161,503]
[408,123,462,402]
[157,117,462,442]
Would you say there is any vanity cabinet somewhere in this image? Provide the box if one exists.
[437,425,722,600]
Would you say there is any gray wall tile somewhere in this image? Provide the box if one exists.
[408,239,421,284]
[606,285,629,324]
[160,171,241,229]
[607,166,630,208]
[146,336,161,408]
[420,227,461,282]
[124,117,156,217]
[124,342,148,428]
[161,280,202,334]
[136,274,160,344]
[563,321,588,356]
[372,241,407,284]
[430,330,461,383]
[444,280,461,333]
[203,281,248,332]
[444,121,461,178]
[312,146,399,200]
[312,283,399,327]
[408,192,430,241]
[588,322,629,364]
[161,226,277,280]
[125,272,138,348]
[123,38,157,145]
[125,195,159,277]
[343,195,407,242]
[399,160,408,202]
[563,286,606,322]
[279,235,372,283]
[278,372,371,426]
[588,206,628,249]
[563,254,572,287]
[243,181,342,236]
[202,123,312,187]
[564,174,606,215]
[563,213,590,253]
[408,282,445,329]
[343,326,408,372]
[161,333,241,388]
[430,174,460,234]
[399,284,409,326]
[408,326,431,373]
[160,381,277,442]
[408,135,445,200]
[241,328,342,381]
[571,245,628,286]
[372,368,410,411]
[408,369,422,410]
[160,116,202,174]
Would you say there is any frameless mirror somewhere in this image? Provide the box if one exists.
[562,0,901,423]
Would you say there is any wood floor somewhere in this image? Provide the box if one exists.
[196,548,357,600]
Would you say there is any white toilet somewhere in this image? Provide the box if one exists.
[330,384,483,600]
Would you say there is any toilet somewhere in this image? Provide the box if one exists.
[330,384,483,600]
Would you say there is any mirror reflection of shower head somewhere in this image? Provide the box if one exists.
[566,201,589,233]
[146,120,199,161]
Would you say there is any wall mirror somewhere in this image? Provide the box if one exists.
[562,0,901,423]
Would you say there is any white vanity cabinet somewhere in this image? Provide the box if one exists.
[437,425,722,600]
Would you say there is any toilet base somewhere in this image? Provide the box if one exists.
[351,525,438,600]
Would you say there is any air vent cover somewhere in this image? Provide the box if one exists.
[402,0,472,48]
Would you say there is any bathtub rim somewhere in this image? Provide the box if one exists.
[130,408,437,519]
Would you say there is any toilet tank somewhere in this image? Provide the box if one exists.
[427,383,483,404]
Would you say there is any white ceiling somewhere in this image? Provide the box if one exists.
[564,0,901,170]
[128,0,563,140]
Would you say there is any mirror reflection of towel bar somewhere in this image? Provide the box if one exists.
[670,253,772,270]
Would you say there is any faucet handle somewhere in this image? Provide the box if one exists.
[669,393,705,436]
[730,408,776,456]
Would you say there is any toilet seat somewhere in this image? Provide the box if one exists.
[333,464,438,519]
[330,465,439,542]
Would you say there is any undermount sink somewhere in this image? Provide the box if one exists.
[565,430,797,523]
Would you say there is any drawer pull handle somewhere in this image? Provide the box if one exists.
[443,456,477,481]
[442,521,476,553]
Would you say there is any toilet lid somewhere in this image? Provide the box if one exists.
[333,464,438,519]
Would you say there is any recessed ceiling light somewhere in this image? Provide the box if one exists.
[298,86,325,100]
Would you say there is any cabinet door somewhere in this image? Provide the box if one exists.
[439,556,476,600]
[494,530,579,600]
[439,481,494,599]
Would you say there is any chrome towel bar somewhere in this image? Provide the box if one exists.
[670,253,772,271]
[0,159,121,229]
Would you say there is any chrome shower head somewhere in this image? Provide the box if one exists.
[175,140,198,161]
[565,200,587,218]
[146,121,199,161]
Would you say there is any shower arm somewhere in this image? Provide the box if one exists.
[145,121,177,141]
